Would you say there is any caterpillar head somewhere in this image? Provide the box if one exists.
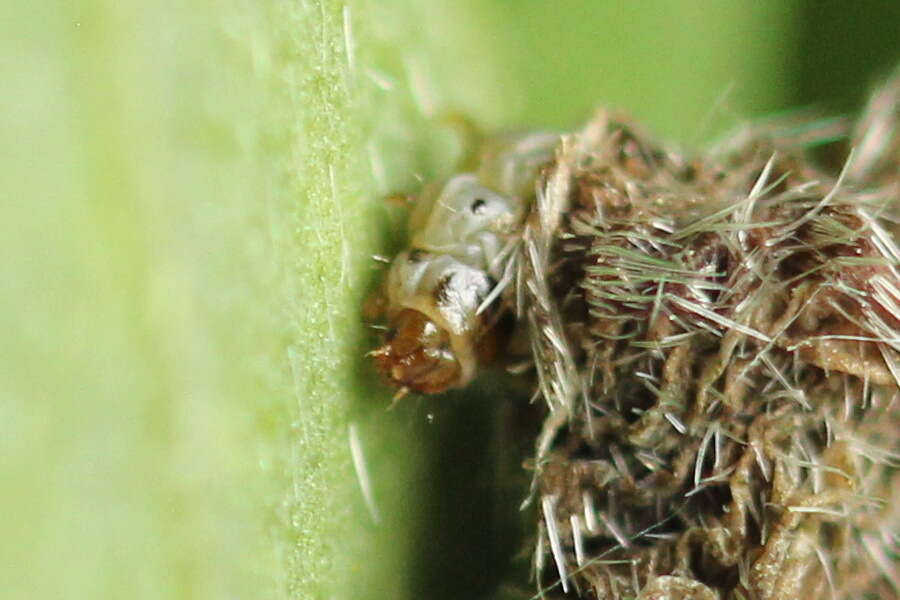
[371,308,464,395]
[371,250,494,395]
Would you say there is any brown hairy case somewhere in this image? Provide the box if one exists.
[521,78,900,599]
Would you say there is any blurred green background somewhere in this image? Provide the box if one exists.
[2,1,898,599]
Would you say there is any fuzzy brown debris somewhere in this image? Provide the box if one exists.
[527,94,900,599]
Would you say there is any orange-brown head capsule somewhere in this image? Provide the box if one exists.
[371,309,463,394]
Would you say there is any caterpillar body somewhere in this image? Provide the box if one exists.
[371,132,559,394]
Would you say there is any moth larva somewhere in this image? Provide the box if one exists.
[370,132,559,394]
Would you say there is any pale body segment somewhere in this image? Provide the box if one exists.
[373,131,560,394]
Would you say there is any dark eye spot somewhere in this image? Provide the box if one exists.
[408,249,425,263]
[433,273,455,303]
[470,198,487,215]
